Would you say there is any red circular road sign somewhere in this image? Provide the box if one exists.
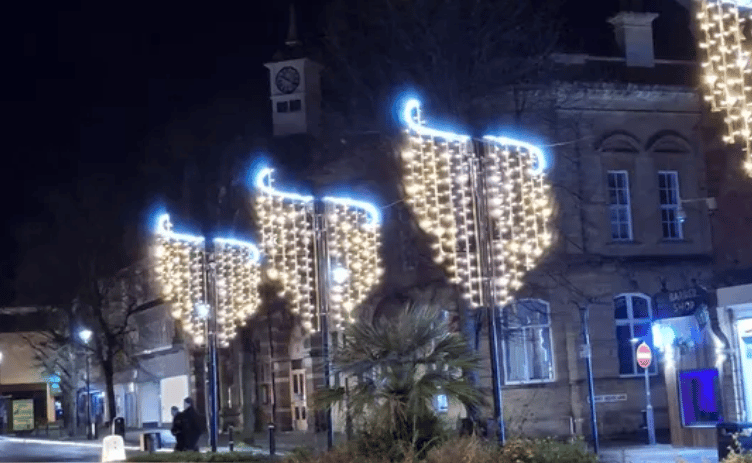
[636,342,652,369]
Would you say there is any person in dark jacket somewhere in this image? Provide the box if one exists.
[181,397,205,451]
[170,406,186,451]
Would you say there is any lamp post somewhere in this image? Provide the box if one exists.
[153,213,262,452]
[79,328,93,440]
[579,305,599,454]
[253,168,384,451]
[399,99,554,444]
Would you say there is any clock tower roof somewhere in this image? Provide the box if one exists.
[272,3,308,61]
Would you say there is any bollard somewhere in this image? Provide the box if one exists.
[229,426,234,452]
[268,423,276,458]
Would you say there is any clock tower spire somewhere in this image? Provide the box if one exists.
[264,2,322,137]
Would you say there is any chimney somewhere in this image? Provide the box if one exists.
[608,11,659,68]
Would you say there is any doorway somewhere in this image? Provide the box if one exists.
[290,369,307,431]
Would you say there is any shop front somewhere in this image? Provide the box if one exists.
[717,283,752,424]
[652,284,725,447]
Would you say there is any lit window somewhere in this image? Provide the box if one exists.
[614,294,657,376]
[289,99,302,112]
[277,101,289,113]
[434,394,449,413]
[658,171,683,240]
[607,171,633,241]
[500,299,554,384]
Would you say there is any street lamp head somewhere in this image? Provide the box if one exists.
[332,266,349,285]
[79,329,93,344]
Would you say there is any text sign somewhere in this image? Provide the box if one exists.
[12,399,34,431]
[588,394,628,404]
[636,342,652,369]
[653,286,709,320]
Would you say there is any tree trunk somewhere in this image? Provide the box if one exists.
[102,357,117,423]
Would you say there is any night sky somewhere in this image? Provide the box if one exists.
[3,1,328,304]
[2,0,691,305]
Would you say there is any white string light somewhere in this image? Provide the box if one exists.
[399,99,553,308]
[153,213,262,347]
[697,0,752,174]
[253,168,384,333]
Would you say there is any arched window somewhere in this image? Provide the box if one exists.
[614,293,657,376]
[501,299,554,384]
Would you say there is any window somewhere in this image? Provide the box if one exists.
[433,394,449,413]
[658,171,683,240]
[500,299,554,384]
[289,99,302,112]
[607,171,633,241]
[276,101,289,113]
[614,294,657,376]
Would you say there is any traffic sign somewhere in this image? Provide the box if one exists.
[636,342,652,369]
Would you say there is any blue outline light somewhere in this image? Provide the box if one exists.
[400,98,471,141]
[155,213,205,244]
[399,97,549,175]
[323,195,382,226]
[154,213,261,261]
[253,167,314,203]
[482,135,548,175]
[214,237,261,262]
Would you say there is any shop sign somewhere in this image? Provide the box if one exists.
[12,399,34,431]
[653,286,709,320]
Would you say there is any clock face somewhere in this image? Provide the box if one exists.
[275,66,300,94]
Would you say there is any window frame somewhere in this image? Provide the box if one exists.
[658,170,683,240]
[500,299,556,385]
[614,293,658,377]
[607,170,633,241]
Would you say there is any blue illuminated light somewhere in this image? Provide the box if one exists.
[400,98,471,142]
[253,167,315,203]
[155,213,205,244]
[400,98,548,174]
[214,237,261,262]
[323,195,382,226]
[652,324,676,349]
[482,135,548,175]
[155,213,260,260]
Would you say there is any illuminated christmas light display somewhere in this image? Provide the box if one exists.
[153,213,262,347]
[696,0,752,174]
[253,168,384,332]
[399,98,553,444]
[400,99,553,308]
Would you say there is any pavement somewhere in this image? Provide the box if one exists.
[599,444,719,463]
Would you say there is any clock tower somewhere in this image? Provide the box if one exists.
[264,3,322,137]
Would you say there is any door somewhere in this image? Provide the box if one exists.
[290,369,307,431]
[737,318,752,419]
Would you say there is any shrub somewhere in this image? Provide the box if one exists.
[127,451,268,462]
[724,451,752,463]
[284,435,597,463]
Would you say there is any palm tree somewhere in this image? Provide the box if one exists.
[318,300,484,450]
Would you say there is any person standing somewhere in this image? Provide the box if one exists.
[181,397,205,452]
[170,406,186,451]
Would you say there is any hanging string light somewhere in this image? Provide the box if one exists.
[697,0,752,174]
[153,213,262,347]
[253,168,384,332]
[322,196,383,329]
[399,99,553,308]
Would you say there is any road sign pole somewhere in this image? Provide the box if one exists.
[644,365,656,445]
[636,342,656,445]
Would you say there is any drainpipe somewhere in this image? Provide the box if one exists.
[728,309,746,421]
